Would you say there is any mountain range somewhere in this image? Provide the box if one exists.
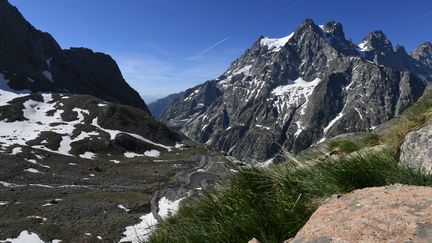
[156,19,432,162]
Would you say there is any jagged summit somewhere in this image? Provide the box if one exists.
[321,21,345,38]
[160,18,432,162]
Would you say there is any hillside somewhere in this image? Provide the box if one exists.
[0,1,231,241]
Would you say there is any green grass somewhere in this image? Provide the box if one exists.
[148,152,432,243]
[380,86,432,153]
[328,139,361,154]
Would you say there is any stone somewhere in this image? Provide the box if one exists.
[248,237,260,243]
[288,185,432,243]
[400,124,432,174]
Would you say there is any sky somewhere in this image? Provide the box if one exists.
[9,0,432,102]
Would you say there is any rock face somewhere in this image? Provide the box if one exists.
[289,185,432,243]
[400,124,432,174]
[0,0,148,112]
[161,19,430,162]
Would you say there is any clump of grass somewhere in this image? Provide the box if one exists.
[148,152,432,243]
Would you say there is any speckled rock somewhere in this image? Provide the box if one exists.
[400,124,432,174]
[288,185,432,243]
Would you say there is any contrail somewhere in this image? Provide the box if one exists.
[413,11,432,21]
[187,36,230,60]
[285,0,304,10]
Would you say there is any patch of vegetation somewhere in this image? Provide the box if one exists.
[148,152,432,243]
[381,86,432,153]
[361,132,380,146]
[328,139,361,154]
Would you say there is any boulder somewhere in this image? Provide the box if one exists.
[288,185,432,243]
[400,124,432,174]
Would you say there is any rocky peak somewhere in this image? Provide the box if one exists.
[361,30,393,52]
[357,31,422,72]
[412,42,432,67]
[320,21,358,55]
[295,18,325,39]
[322,21,345,39]
[300,18,319,29]
[395,44,408,56]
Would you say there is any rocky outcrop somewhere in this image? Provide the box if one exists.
[0,0,148,112]
[161,19,430,162]
[400,123,432,174]
[288,185,432,243]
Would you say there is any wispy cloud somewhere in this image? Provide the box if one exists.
[187,36,230,61]
[285,0,305,10]
[413,11,432,21]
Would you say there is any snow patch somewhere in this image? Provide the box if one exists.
[233,65,252,76]
[0,230,46,243]
[260,32,294,52]
[79,152,96,159]
[118,204,130,212]
[144,150,160,158]
[323,111,344,134]
[124,152,143,158]
[358,41,370,52]
[11,147,22,155]
[119,196,185,242]
[0,201,9,206]
[184,89,200,101]
[271,77,321,124]
[24,168,42,174]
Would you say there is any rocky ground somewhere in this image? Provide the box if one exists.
[0,142,230,242]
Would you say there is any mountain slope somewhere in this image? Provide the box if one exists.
[148,91,185,118]
[161,19,431,162]
[0,0,148,112]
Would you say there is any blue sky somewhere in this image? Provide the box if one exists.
[9,0,432,102]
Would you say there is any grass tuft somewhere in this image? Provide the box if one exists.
[148,152,432,243]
